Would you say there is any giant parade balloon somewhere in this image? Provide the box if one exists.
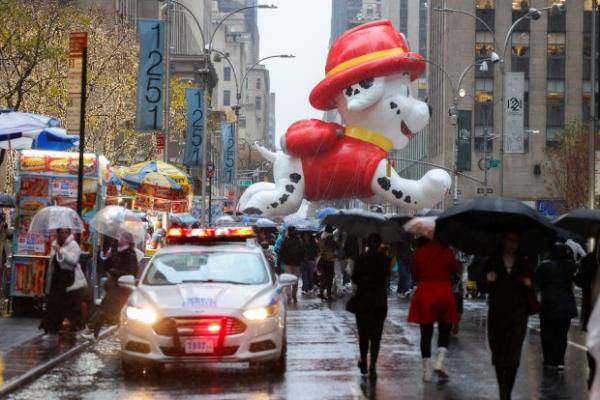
[239,20,451,217]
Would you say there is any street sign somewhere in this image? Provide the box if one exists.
[206,162,215,178]
[238,179,253,187]
[136,19,165,131]
[66,32,87,136]
[489,159,500,168]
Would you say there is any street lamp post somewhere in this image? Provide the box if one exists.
[590,0,598,208]
[212,52,294,212]
[435,4,565,198]
[415,56,497,205]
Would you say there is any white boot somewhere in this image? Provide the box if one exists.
[434,348,448,379]
[422,358,433,382]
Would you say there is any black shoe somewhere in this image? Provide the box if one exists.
[358,360,367,375]
[369,368,377,380]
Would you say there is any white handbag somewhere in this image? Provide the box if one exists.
[67,264,88,292]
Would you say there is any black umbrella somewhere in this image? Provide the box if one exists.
[434,196,557,256]
[553,208,600,239]
[322,209,403,243]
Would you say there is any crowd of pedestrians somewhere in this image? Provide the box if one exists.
[268,222,600,399]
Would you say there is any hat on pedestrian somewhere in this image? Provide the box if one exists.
[309,19,426,111]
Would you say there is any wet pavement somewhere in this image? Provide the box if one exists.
[7,294,591,400]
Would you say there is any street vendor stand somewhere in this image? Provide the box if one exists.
[9,149,109,314]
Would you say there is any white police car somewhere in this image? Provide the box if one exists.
[117,227,297,377]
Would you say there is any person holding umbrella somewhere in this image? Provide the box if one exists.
[352,233,390,380]
[39,228,80,341]
[85,231,139,338]
[479,232,537,400]
[407,237,459,382]
[318,225,338,300]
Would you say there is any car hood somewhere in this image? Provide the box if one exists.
[136,283,274,314]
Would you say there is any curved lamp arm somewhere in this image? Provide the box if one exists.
[171,0,206,49]
[211,49,240,108]
[239,54,295,105]
[208,5,276,54]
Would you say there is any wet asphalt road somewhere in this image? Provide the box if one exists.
[8,294,591,400]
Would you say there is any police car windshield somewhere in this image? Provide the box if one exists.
[143,251,269,286]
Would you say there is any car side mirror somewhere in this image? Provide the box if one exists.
[278,273,298,287]
[118,275,136,290]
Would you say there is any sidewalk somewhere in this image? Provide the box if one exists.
[0,317,114,397]
[0,316,41,354]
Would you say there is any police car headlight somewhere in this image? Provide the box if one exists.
[243,303,280,321]
[126,306,157,325]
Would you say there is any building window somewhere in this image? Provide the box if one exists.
[476,0,495,31]
[224,67,231,82]
[512,0,529,10]
[475,79,494,103]
[399,0,408,34]
[476,32,495,78]
[512,32,530,79]
[256,78,261,90]
[418,2,427,57]
[583,34,592,80]
[223,90,231,106]
[547,33,565,79]
[546,80,565,143]
[548,4,566,32]
[585,0,594,10]
[512,1,530,30]
[255,96,262,111]
[238,116,246,128]
[476,0,494,9]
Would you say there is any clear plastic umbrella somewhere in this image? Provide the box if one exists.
[90,205,145,244]
[28,206,85,233]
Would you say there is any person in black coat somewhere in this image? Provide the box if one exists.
[575,240,600,389]
[352,233,390,380]
[479,232,536,400]
[278,226,305,304]
[87,232,139,338]
[536,241,578,370]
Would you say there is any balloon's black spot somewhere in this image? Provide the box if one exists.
[345,87,353,97]
[377,177,391,191]
[270,202,279,208]
[243,207,263,215]
[285,184,295,193]
[359,78,374,89]
[390,102,398,110]
[392,190,403,199]
[279,194,290,204]
[289,173,301,183]
[404,196,412,204]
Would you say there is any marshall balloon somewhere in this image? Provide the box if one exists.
[239,20,451,217]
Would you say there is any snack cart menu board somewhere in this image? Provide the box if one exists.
[11,150,109,298]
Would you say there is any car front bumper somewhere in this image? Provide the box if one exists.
[119,313,284,365]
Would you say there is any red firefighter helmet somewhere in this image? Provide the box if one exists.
[309,19,426,111]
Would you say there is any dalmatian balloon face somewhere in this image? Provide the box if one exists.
[337,73,430,150]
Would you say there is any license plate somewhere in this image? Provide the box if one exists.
[184,339,214,354]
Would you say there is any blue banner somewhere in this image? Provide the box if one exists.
[183,88,205,166]
[221,123,235,184]
[136,19,164,131]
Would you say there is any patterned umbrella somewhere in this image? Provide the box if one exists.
[122,161,190,189]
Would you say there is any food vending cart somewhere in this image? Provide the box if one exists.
[10,150,109,314]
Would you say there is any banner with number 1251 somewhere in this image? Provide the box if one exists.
[136,19,164,131]
[183,88,205,166]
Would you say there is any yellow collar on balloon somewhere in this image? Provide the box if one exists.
[345,125,393,152]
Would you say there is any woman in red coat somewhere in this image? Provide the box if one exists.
[407,238,459,382]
